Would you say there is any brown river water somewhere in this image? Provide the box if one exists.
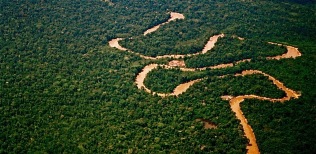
[109,12,302,154]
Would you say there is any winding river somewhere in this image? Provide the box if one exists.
[144,12,185,36]
[109,12,302,154]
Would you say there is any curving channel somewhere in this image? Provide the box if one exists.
[108,12,302,154]
[144,12,185,36]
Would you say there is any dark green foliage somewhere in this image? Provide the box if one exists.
[242,96,316,154]
[207,74,286,98]
[185,36,287,68]
[120,21,212,56]
[144,67,204,93]
[0,0,315,153]
[145,67,286,99]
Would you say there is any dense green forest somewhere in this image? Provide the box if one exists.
[144,67,286,98]
[184,36,287,68]
[1,0,315,153]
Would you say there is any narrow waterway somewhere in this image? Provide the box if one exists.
[108,12,302,154]
[226,70,301,154]
[144,12,185,36]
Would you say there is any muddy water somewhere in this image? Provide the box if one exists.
[108,38,127,51]
[132,44,301,154]
[109,12,302,154]
[135,64,202,97]
[135,64,158,93]
[267,44,301,60]
[109,34,224,60]
[170,79,202,96]
[199,43,300,70]
[202,34,225,54]
[144,25,162,36]
[169,12,185,22]
[144,12,185,36]
[226,70,301,154]
[136,64,301,154]
[110,12,224,60]
[155,79,202,97]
